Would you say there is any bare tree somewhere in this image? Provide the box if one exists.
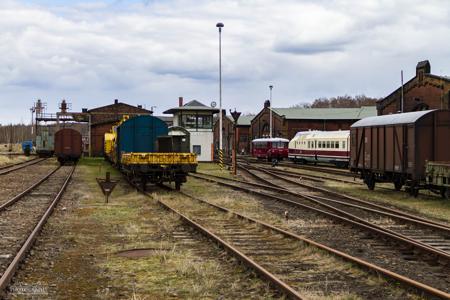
[0,124,33,144]
[291,94,381,109]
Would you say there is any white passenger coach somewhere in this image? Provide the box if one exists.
[288,130,350,167]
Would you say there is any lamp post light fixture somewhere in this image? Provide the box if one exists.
[269,85,273,138]
[230,108,241,176]
[216,22,224,169]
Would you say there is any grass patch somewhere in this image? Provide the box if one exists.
[0,154,30,166]
[181,177,425,299]
[73,160,278,299]
[197,162,234,178]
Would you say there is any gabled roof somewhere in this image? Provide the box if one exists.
[163,100,219,114]
[226,115,254,126]
[376,73,450,109]
[88,101,152,114]
[271,106,376,120]
[185,100,206,107]
[351,110,434,128]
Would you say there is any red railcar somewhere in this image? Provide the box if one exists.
[350,109,450,196]
[54,128,82,164]
[251,138,289,161]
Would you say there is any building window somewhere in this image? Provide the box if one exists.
[197,115,212,129]
[193,145,201,155]
[180,114,197,128]
[180,114,213,129]
[239,135,248,143]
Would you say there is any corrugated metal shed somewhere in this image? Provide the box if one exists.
[351,110,434,128]
[272,106,376,120]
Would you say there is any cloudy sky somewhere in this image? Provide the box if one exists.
[1,0,449,123]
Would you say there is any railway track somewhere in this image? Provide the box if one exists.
[137,182,449,299]
[244,162,361,185]
[240,165,450,255]
[189,172,450,295]
[238,157,354,178]
[0,164,75,295]
[0,158,46,175]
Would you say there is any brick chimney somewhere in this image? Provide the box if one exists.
[179,97,184,107]
[264,100,271,108]
[114,99,119,104]
[137,105,142,109]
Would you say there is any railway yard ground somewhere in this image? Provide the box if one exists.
[251,163,450,223]
[0,154,32,166]
[1,158,450,299]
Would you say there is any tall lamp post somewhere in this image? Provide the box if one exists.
[216,22,224,169]
[269,85,273,138]
[230,109,241,175]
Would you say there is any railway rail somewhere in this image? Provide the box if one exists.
[0,158,46,175]
[243,162,360,186]
[189,172,450,295]
[240,165,450,255]
[135,180,450,299]
[238,156,354,178]
[0,164,75,295]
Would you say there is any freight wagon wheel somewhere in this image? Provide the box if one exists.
[441,188,449,200]
[393,178,404,191]
[175,180,182,191]
[408,186,419,198]
[364,173,375,190]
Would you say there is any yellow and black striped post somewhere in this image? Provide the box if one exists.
[219,149,224,170]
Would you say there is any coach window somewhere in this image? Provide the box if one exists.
[335,141,339,149]
[326,141,329,148]
[342,141,346,149]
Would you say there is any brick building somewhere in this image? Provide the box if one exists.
[88,99,152,156]
[213,114,254,156]
[251,101,376,140]
[377,60,450,115]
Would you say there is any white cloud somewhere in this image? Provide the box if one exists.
[0,0,449,123]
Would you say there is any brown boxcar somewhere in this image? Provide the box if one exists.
[350,110,450,196]
[54,128,82,164]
